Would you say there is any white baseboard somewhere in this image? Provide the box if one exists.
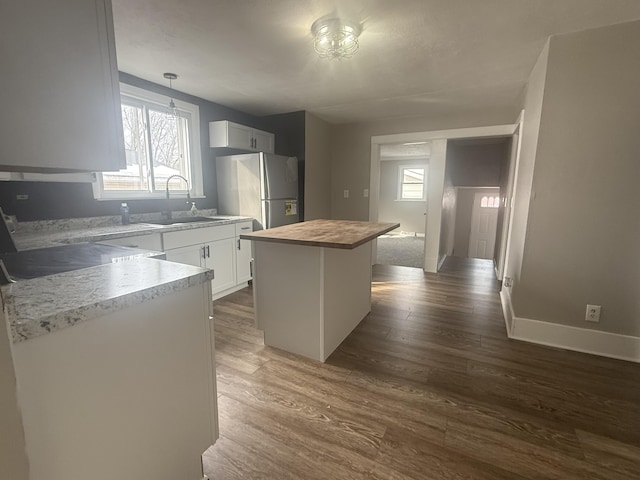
[499,289,640,363]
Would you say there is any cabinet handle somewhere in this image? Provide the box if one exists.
[241,227,251,230]
[237,239,241,250]
[250,259,253,277]
[201,246,206,259]
[206,245,210,258]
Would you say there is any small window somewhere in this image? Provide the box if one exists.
[398,166,426,201]
[93,84,203,200]
[481,195,500,208]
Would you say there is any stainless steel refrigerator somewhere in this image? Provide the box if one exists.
[215,153,299,230]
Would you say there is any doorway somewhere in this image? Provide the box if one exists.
[369,124,517,273]
[375,143,429,269]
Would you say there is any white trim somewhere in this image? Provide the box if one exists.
[371,124,517,145]
[437,254,447,270]
[497,110,525,281]
[499,289,640,363]
[499,288,515,335]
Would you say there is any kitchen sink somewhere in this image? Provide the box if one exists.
[142,216,224,226]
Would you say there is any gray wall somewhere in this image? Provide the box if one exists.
[0,309,29,480]
[513,20,640,336]
[378,159,428,233]
[446,141,506,187]
[304,112,332,220]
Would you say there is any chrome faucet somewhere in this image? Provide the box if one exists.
[162,175,191,219]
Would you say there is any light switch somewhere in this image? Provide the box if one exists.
[363,189,369,198]
[343,189,349,198]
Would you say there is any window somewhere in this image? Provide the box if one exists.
[481,195,500,208]
[93,84,203,199]
[398,166,426,201]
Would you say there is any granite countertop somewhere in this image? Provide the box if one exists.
[240,219,400,249]
[3,258,214,343]
[2,210,251,343]
[12,211,252,251]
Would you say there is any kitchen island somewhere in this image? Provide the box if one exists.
[241,219,398,362]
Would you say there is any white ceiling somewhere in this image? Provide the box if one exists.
[112,0,640,124]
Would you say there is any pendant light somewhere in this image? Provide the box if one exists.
[163,72,180,119]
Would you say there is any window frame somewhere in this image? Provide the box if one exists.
[397,164,427,202]
[92,83,204,200]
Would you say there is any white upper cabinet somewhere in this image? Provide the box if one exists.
[209,120,275,153]
[0,0,125,172]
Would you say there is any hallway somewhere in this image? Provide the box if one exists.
[205,257,640,479]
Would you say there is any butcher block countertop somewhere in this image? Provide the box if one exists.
[240,219,399,249]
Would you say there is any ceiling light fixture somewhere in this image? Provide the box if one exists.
[311,17,362,59]
[163,72,180,119]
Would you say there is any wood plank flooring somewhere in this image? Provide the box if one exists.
[204,256,640,479]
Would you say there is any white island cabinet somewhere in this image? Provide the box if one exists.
[7,259,217,480]
[242,220,398,362]
[0,0,124,172]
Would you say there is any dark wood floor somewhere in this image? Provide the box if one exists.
[204,257,640,479]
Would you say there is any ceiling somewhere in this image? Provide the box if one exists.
[112,0,640,124]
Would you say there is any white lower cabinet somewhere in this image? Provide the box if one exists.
[208,238,236,294]
[163,222,250,300]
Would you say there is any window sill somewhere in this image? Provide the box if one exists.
[94,195,206,202]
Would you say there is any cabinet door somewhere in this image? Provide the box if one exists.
[165,244,205,268]
[206,238,236,294]
[252,129,275,153]
[227,123,254,150]
[1,0,124,172]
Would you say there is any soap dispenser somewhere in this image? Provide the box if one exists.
[120,202,130,225]
[189,202,198,216]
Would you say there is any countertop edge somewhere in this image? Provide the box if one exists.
[6,259,214,344]
[240,221,400,249]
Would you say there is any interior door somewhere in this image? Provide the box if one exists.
[468,191,499,259]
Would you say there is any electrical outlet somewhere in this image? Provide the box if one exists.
[503,276,512,288]
[363,189,369,198]
[343,189,349,198]
[585,304,601,322]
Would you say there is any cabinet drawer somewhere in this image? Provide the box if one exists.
[163,224,235,250]
[99,233,162,251]
[235,221,253,235]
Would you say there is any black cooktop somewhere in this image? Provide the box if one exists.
[0,243,161,281]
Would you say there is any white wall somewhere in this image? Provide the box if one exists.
[0,308,30,480]
[304,112,332,219]
[513,20,640,337]
[378,159,428,233]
